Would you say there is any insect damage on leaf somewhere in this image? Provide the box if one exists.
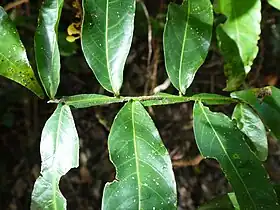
[66,0,82,42]
[255,86,272,102]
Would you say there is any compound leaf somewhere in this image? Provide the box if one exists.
[215,0,261,91]
[0,7,44,98]
[35,0,63,99]
[232,103,268,161]
[268,0,280,10]
[193,101,279,210]
[31,104,79,210]
[102,101,177,210]
[81,0,136,95]
[231,86,280,140]
[163,0,213,94]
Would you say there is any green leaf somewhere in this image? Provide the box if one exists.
[201,185,280,210]
[81,0,136,95]
[198,193,236,210]
[268,0,280,10]
[216,27,246,91]
[215,0,261,91]
[0,7,44,98]
[231,86,280,140]
[193,101,279,210]
[163,0,213,94]
[31,104,79,210]
[102,101,177,210]
[35,0,63,99]
[228,193,240,210]
[232,103,268,161]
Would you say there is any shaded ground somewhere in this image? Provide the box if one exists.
[1,0,280,209]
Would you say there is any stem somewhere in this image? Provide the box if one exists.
[4,0,29,11]
[49,93,239,109]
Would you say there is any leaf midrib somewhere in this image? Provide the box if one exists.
[178,1,191,92]
[47,0,61,98]
[52,105,64,210]
[199,102,256,209]
[132,102,141,209]
[105,0,113,92]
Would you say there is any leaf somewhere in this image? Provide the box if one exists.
[216,27,246,91]
[198,193,236,210]
[200,185,280,210]
[35,0,64,99]
[102,101,177,210]
[228,193,240,210]
[268,0,280,10]
[215,0,261,91]
[163,0,213,94]
[231,86,280,140]
[81,0,136,95]
[232,103,268,161]
[193,101,279,210]
[31,104,79,210]
[0,7,44,98]
[62,94,126,108]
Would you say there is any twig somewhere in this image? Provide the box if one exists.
[172,155,204,168]
[138,0,153,68]
[153,78,171,93]
[4,0,29,11]
[150,43,160,94]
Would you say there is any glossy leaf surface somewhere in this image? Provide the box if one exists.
[81,0,136,95]
[232,103,268,161]
[215,0,261,91]
[163,0,213,94]
[268,0,280,10]
[198,193,236,210]
[31,104,79,210]
[35,0,63,98]
[102,101,177,210]
[0,7,44,98]
[231,86,280,140]
[193,101,279,209]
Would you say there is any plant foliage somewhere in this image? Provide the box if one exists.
[0,0,280,209]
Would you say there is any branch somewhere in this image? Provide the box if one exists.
[4,0,28,11]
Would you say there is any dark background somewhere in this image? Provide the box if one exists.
[1,0,280,209]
